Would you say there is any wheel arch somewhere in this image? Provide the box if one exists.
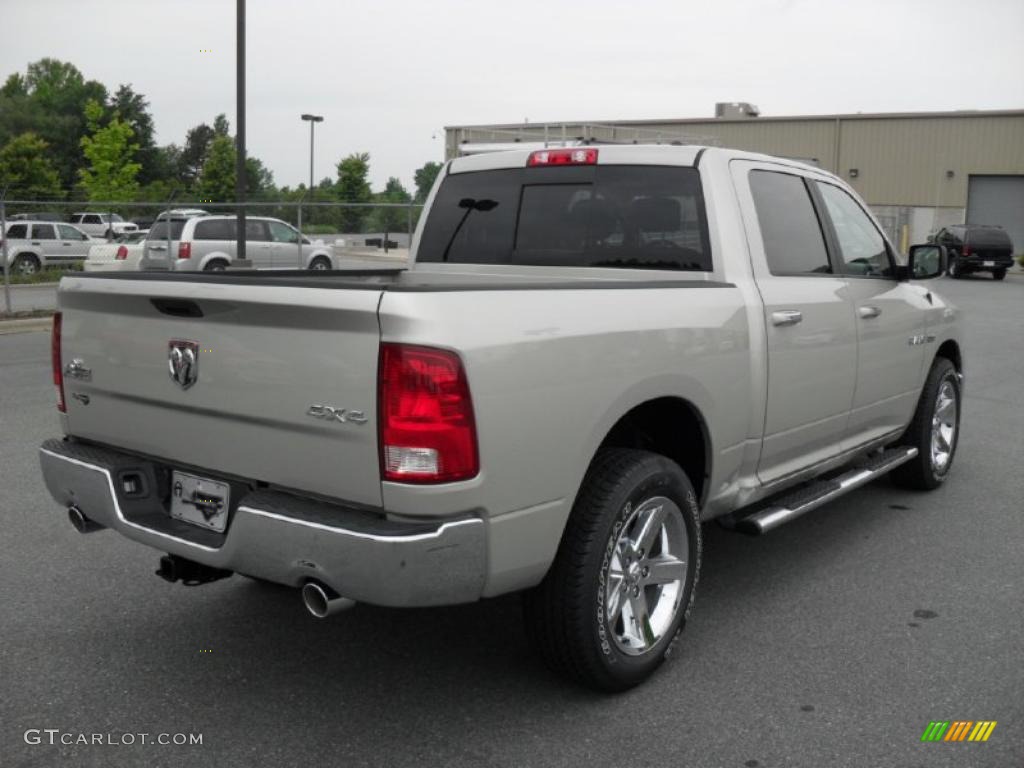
[592,395,712,509]
[934,338,962,373]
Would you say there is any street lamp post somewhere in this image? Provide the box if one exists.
[300,114,323,267]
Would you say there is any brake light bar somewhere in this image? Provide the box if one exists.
[527,148,598,167]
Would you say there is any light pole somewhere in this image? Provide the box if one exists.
[301,113,323,197]
[300,114,323,263]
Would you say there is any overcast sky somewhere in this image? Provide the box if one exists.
[3,0,1022,192]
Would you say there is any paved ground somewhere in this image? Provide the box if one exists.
[1,284,58,314]
[1,274,1021,768]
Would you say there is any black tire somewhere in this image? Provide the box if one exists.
[309,256,331,271]
[992,268,1007,281]
[523,448,701,692]
[203,259,228,272]
[13,254,41,275]
[947,257,962,279]
[892,357,961,490]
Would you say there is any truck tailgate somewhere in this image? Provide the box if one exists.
[57,275,385,507]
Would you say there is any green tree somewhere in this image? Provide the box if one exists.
[197,134,236,202]
[178,122,215,188]
[16,58,107,189]
[78,99,140,201]
[213,114,230,137]
[335,152,372,233]
[413,161,442,203]
[370,176,412,234]
[110,84,159,184]
[0,132,62,198]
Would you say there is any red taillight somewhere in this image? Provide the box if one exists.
[527,148,598,167]
[51,312,65,413]
[178,241,192,259]
[378,343,478,483]
[962,244,970,256]
[115,245,129,260]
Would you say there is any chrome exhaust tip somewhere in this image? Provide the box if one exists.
[68,505,104,534]
[301,581,355,618]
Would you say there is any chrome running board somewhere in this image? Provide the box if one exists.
[735,447,919,535]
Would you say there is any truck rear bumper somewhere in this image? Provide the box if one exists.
[38,438,487,607]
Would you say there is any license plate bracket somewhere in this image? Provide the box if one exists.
[983,260,995,267]
[169,471,231,532]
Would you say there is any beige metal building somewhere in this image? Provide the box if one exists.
[445,106,1024,253]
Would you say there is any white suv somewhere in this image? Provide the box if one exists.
[2,221,96,274]
[69,213,139,239]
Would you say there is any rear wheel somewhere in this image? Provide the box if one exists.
[309,256,331,271]
[992,268,1007,281]
[892,357,961,490]
[13,254,41,275]
[203,259,228,272]
[523,448,701,691]
[947,257,962,279]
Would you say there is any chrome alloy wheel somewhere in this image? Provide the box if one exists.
[604,496,689,656]
[930,379,958,472]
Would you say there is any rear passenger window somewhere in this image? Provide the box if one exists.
[32,224,57,239]
[194,219,234,240]
[749,171,831,275]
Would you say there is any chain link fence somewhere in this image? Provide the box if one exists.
[1,198,422,314]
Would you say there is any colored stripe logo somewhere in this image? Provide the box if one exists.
[921,721,997,742]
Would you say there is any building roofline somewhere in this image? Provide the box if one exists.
[445,108,1024,131]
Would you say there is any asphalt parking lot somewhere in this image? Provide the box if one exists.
[1,274,1021,768]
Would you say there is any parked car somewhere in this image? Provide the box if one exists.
[84,230,149,272]
[69,212,139,239]
[935,224,1014,280]
[141,215,334,271]
[1,220,96,274]
[39,146,962,692]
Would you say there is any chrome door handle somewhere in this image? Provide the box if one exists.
[771,310,803,327]
[858,305,882,319]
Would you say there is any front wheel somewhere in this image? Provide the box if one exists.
[523,448,702,691]
[13,254,41,275]
[892,357,961,490]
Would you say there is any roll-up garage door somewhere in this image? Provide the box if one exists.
[967,175,1024,254]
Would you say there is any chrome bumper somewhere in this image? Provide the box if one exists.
[38,439,487,607]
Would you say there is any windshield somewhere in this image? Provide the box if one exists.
[417,165,712,271]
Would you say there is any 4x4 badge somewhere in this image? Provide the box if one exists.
[168,340,199,389]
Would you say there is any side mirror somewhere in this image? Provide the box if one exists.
[926,234,936,243]
[905,244,946,280]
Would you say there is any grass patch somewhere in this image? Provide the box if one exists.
[2,262,83,285]
[0,308,54,320]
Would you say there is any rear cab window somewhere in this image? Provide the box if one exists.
[418,164,712,271]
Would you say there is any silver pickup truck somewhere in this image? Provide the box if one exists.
[38,145,962,691]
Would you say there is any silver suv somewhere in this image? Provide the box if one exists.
[2,221,95,274]
[141,215,335,271]
[68,213,139,239]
